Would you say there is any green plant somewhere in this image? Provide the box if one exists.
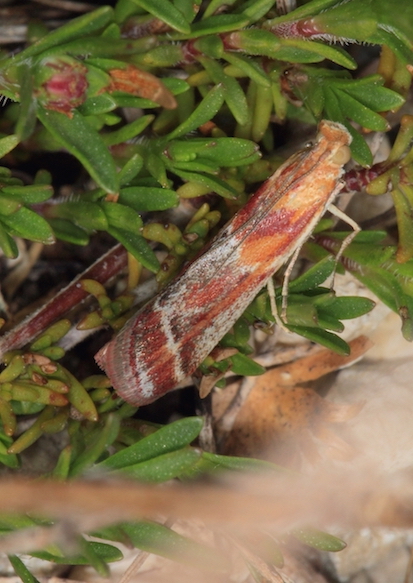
[0,0,412,579]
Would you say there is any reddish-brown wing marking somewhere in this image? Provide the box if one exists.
[95,120,352,406]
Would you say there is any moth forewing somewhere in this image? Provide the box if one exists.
[95,120,352,406]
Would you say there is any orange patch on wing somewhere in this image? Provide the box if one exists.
[239,234,283,267]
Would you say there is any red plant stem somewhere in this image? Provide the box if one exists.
[0,244,127,361]
[342,164,385,194]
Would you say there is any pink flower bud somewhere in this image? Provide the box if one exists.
[35,56,88,116]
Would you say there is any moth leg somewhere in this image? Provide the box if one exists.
[327,204,361,287]
[269,205,359,328]
[267,275,285,329]
[267,244,302,329]
[281,244,303,323]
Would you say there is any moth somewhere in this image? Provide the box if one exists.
[95,120,352,406]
